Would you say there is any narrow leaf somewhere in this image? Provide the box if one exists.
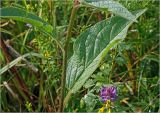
[81,0,137,22]
[0,28,14,36]
[0,52,43,75]
[0,7,53,33]
[0,7,63,52]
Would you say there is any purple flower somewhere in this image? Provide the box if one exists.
[100,86,117,102]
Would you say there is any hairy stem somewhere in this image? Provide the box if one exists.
[59,0,79,112]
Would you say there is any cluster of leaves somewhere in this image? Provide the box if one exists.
[0,0,159,112]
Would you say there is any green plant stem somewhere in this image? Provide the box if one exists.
[38,0,44,17]
[86,11,94,26]
[52,1,57,30]
[59,1,79,112]
[38,72,44,111]
[22,0,28,10]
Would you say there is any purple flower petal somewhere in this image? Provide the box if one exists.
[100,86,117,102]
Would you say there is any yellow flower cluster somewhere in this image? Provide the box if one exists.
[44,51,51,58]
[98,100,111,113]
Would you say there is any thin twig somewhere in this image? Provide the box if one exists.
[6,43,38,73]
[0,38,33,102]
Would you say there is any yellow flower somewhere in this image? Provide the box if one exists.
[108,108,111,113]
[44,51,51,58]
[105,100,111,108]
[98,100,112,113]
[98,106,105,113]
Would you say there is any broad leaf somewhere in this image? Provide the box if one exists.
[65,9,146,104]
[81,0,137,22]
[0,7,53,33]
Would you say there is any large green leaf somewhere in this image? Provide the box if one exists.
[81,0,137,22]
[0,7,53,33]
[65,9,146,104]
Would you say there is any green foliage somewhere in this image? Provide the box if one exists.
[66,9,145,94]
[0,0,158,112]
[0,53,42,75]
[82,0,137,22]
[0,7,53,33]
[25,101,32,112]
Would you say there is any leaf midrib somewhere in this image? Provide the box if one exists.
[69,19,132,91]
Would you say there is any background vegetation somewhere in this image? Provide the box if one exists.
[0,0,159,112]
